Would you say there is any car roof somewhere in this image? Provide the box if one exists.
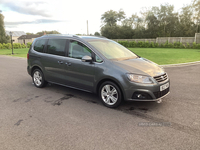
[40,34,107,40]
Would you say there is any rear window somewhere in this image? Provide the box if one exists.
[47,39,66,56]
[34,39,47,52]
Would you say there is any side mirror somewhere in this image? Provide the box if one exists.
[81,55,92,62]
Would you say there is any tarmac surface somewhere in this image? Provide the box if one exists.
[0,55,200,150]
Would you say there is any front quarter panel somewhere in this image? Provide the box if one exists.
[94,60,130,98]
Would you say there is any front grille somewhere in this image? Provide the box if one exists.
[153,88,169,99]
[154,73,168,83]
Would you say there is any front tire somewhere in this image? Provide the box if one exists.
[32,69,46,88]
[99,81,122,108]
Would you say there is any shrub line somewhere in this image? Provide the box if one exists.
[0,42,32,49]
[118,40,200,49]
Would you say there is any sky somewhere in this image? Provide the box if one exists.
[0,0,192,35]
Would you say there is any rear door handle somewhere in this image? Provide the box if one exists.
[58,61,63,64]
[65,62,71,66]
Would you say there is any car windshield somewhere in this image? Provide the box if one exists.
[87,39,138,60]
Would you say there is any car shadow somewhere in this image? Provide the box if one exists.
[43,83,161,113]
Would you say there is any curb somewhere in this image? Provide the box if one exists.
[0,55,26,60]
[160,61,200,68]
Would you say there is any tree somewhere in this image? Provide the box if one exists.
[192,0,200,32]
[145,12,160,38]
[101,25,120,39]
[36,30,61,36]
[26,32,36,35]
[100,3,197,39]
[94,32,100,36]
[101,25,134,39]
[143,4,179,37]
[0,12,9,43]
[101,9,125,27]
[178,5,196,36]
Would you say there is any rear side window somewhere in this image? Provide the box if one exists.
[47,39,66,56]
[34,39,47,52]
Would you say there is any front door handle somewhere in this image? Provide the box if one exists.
[58,61,63,64]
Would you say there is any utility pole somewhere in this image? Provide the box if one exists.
[87,20,89,35]
[9,31,13,54]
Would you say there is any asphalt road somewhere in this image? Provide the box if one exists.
[0,55,200,150]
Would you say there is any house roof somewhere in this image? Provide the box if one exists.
[18,35,41,39]
[5,31,26,37]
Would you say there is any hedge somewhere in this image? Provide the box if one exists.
[118,41,200,49]
[1,41,200,50]
[0,42,32,49]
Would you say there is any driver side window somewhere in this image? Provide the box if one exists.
[69,40,92,59]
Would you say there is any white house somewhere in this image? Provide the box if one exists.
[5,31,26,43]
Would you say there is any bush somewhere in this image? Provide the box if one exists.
[155,43,159,48]
[186,43,190,48]
[168,43,173,48]
[136,41,141,48]
[182,44,186,48]
[116,41,200,49]
[13,43,22,49]
[164,41,168,48]
[129,41,136,48]
[145,41,149,48]
[7,43,11,49]
[173,42,177,48]
[0,42,29,49]
[118,41,129,47]
[177,42,181,48]
[27,42,32,48]
[196,44,200,49]
[149,42,155,48]
[160,44,164,48]
[21,43,26,48]
[180,43,184,48]
[2,43,8,49]
[192,42,196,49]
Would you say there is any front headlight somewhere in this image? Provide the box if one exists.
[127,74,154,84]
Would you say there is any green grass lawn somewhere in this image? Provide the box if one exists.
[0,48,200,65]
[129,48,200,65]
[0,48,29,58]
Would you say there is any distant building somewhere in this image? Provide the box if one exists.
[18,35,40,45]
[5,31,26,43]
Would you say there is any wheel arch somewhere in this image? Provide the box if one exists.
[96,78,125,100]
[31,65,43,77]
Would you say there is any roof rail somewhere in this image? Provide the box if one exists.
[41,34,78,37]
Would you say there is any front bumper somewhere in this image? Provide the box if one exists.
[124,79,170,102]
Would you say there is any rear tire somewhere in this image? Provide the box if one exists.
[99,81,122,108]
[32,69,47,88]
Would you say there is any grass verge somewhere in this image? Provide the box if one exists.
[0,48,200,65]
[0,48,29,58]
[129,48,200,65]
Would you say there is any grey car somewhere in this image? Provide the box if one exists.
[27,35,170,108]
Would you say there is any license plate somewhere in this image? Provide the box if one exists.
[160,82,169,91]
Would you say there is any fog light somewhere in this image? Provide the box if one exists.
[137,94,142,98]
[132,92,153,100]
